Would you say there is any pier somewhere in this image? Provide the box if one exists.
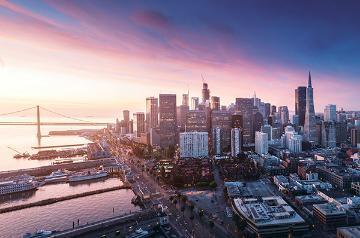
[0,185,131,214]
[0,158,115,179]
[31,144,86,149]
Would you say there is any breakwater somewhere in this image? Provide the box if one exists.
[0,185,131,214]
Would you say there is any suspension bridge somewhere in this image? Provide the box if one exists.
[0,105,109,139]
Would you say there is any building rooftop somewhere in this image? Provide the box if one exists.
[233,196,305,227]
[337,226,360,237]
[313,203,346,215]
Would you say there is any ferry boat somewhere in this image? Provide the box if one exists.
[44,170,69,184]
[68,170,108,183]
[0,177,37,196]
[23,230,56,238]
[53,158,74,165]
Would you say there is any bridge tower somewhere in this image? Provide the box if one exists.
[36,105,41,139]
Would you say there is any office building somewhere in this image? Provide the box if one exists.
[335,122,348,145]
[231,114,243,129]
[264,103,271,118]
[202,82,210,103]
[211,110,232,152]
[133,112,145,137]
[231,128,242,157]
[235,98,254,144]
[146,97,158,130]
[182,93,189,107]
[186,110,207,132]
[123,110,130,133]
[179,132,208,158]
[322,121,336,148]
[255,131,268,155]
[271,105,277,115]
[253,111,264,136]
[289,134,303,153]
[278,106,289,125]
[211,96,220,111]
[261,124,272,141]
[304,72,317,143]
[159,94,177,147]
[191,97,199,110]
[177,105,189,132]
[313,203,346,231]
[324,104,337,122]
[351,128,360,147]
[337,226,360,238]
[292,115,299,126]
[295,86,307,126]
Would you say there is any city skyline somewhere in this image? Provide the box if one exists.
[0,0,359,117]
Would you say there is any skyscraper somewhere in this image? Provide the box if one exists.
[295,86,307,126]
[123,110,130,133]
[324,104,336,122]
[133,112,145,137]
[304,72,317,143]
[202,82,210,103]
[146,97,158,130]
[278,106,289,125]
[235,98,254,144]
[186,110,207,132]
[211,110,232,152]
[255,131,268,155]
[264,103,271,118]
[211,96,220,111]
[159,94,177,147]
[321,121,336,148]
[231,128,242,157]
[182,93,189,106]
[212,127,222,155]
[191,97,199,110]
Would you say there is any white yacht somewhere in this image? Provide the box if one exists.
[44,170,69,184]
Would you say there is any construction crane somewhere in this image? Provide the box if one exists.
[7,146,30,159]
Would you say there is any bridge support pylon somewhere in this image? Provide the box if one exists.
[36,105,41,139]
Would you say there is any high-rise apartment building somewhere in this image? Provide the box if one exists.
[231,128,242,157]
[289,134,303,153]
[304,72,317,143]
[295,86,307,126]
[231,114,243,129]
[351,128,360,147]
[261,124,272,141]
[179,132,208,158]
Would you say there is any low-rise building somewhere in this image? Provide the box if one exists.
[313,203,347,230]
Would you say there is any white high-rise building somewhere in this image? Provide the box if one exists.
[212,127,222,155]
[180,132,208,158]
[255,131,268,155]
[284,125,296,148]
[289,134,303,153]
[231,128,242,157]
[324,104,336,122]
[261,124,272,141]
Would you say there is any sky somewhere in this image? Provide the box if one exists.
[0,0,359,118]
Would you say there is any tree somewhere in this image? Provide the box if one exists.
[189,204,195,212]
[181,195,187,204]
[209,181,217,189]
[173,199,178,208]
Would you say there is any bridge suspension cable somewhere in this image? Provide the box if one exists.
[0,106,37,117]
[39,106,96,124]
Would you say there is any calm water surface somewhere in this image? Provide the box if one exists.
[0,117,140,238]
